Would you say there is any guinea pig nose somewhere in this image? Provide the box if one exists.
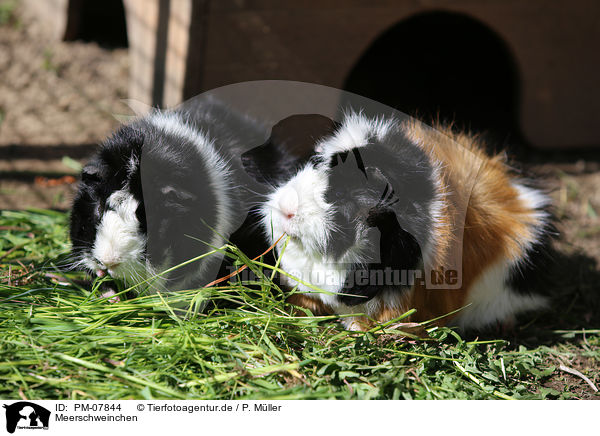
[279,206,297,221]
[278,189,298,220]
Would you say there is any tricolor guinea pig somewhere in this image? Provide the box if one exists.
[261,112,554,331]
[69,97,337,299]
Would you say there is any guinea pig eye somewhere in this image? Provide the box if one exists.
[325,187,345,204]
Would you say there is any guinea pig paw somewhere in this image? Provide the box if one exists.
[100,289,121,304]
[341,316,368,331]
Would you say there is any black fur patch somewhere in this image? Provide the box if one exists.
[338,206,423,306]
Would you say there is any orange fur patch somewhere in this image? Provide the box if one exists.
[400,121,541,326]
[286,293,332,316]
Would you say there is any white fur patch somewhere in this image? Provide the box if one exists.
[315,112,395,161]
[513,182,551,231]
[513,182,551,211]
[262,165,333,254]
[511,181,552,259]
[452,259,548,330]
[92,190,147,281]
[424,160,449,267]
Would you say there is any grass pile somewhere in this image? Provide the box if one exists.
[0,209,598,400]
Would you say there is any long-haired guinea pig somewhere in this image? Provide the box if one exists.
[70,96,337,295]
[261,112,555,331]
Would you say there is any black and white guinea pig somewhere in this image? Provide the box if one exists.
[261,112,555,331]
[69,96,335,295]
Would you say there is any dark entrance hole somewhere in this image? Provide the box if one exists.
[344,11,521,143]
[64,0,128,48]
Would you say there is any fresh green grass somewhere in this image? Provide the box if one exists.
[0,210,598,400]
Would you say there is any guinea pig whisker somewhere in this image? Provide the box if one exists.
[129,269,146,290]
[37,255,75,271]
[124,265,153,294]
[59,257,86,271]
[236,186,271,199]
[245,200,270,210]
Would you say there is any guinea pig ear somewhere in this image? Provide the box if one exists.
[329,149,368,180]
[81,162,104,183]
[240,139,286,184]
[241,114,339,184]
[154,184,201,218]
[160,185,195,202]
[328,151,349,169]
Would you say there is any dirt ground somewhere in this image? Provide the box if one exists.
[0,3,129,210]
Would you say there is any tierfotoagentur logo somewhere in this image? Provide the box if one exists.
[2,402,50,434]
